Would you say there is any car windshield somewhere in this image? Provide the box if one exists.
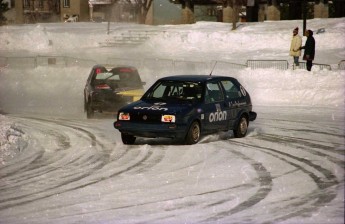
[143,80,203,102]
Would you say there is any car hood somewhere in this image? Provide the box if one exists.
[116,88,145,101]
[122,99,194,114]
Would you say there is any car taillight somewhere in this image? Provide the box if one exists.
[95,84,111,90]
[161,115,176,123]
[119,112,130,121]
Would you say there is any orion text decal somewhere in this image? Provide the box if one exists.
[209,111,227,122]
[209,104,227,122]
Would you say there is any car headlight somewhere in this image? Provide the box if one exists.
[119,112,130,120]
[161,115,176,123]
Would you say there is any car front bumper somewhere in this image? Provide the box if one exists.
[114,121,188,139]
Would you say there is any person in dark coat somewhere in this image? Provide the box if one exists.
[300,30,315,71]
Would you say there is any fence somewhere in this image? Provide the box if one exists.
[0,56,97,69]
[1,56,342,73]
[247,60,289,70]
[297,62,332,70]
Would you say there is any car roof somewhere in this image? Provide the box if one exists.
[92,64,138,70]
[158,75,237,83]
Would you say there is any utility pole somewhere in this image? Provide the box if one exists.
[302,0,307,35]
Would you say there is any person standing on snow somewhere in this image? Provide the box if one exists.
[289,27,302,69]
[300,30,316,71]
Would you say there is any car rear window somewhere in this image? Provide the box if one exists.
[95,72,120,80]
[93,67,142,88]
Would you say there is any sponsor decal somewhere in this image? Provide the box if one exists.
[230,100,247,107]
[154,102,167,106]
[134,102,168,111]
[240,86,247,96]
[209,111,227,122]
[134,106,168,111]
[209,105,227,122]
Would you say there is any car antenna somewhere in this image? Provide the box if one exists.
[209,61,217,76]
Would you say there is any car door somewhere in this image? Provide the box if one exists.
[220,79,245,129]
[202,80,228,132]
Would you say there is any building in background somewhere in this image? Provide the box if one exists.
[8,0,345,25]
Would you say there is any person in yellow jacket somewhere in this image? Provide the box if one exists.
[289,27,302,69]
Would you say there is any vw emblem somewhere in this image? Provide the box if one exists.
[142,115,148,120]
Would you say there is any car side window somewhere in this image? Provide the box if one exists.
[221,80,241,99]
[205,81,224,103]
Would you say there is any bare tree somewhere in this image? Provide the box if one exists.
[0,0,9,25]
[222,0,245,30]
[123,0,154,24]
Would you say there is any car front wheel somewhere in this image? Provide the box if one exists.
[234,116,248,138]
[185,121,200,145]
[121,133,136,145]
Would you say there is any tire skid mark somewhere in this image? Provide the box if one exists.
[160,147,224,175]
[0,146,154,211]
[258,134,344,168]
[233,140,339,188]
[129,149,166,174]
[204,149,273,222]
[15,116,104,148]
[0,117,115,211]
[0,152,106,200]
[282,128,344,139]
[131,146,222,175]
[260,133,344,156]
[0,154,107,210]
[228,140,340,223]
[0,141,70,182]
[58,183,256,220]
[0,152,45,183]
[0,123,105,190]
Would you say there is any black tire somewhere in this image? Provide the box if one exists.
[233,116,248,138]
[185,121,201,145]
[86,103,94,119]
[121,133,136,145]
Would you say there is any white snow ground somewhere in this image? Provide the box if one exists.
[0,18,344,224]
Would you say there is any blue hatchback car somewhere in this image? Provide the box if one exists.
[114,75,257,144]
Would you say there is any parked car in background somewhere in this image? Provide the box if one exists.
[84,65,145,118]
[114,75,257,145]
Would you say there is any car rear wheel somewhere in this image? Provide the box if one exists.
[185,121,200,145]
[234,116,248,138]
[121,133,136,145]
[86,103,94,119]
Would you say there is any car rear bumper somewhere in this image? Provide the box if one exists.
[91,99,131,112]
[114,121,188,139]
[249,111,257,121]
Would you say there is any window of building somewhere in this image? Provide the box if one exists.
[24,0,30,7]
[63,0,70,8]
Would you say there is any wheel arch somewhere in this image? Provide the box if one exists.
[234,110,249,127]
